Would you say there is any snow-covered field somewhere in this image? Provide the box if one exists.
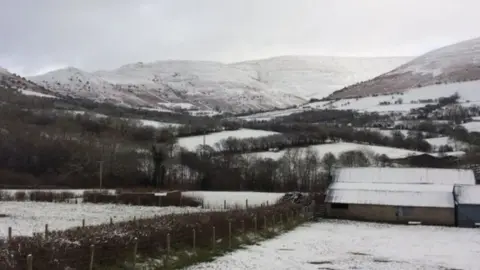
[178,128,279,152]
[19,89,57,99]
[0,202,203,238]
[127,118,182,128]
[0,190,281,209]
[187,220,480,270]
[241,80,480,121]
[248,142,423,160]
[425,136,468,151]
[0,191,285,238]
[184,191,284,209]
[462,121,480,132]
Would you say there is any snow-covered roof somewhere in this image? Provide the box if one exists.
[330,182,454,192]
[454,185,480,205]
[326,182,454,208]
[335,167,475,185]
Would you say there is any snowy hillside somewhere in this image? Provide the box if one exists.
[233,56,411,99]
[0,67,57,97]
[0,66,10,75]
[242,80,480,120]
[28,56,410,113]
[329,36,480,99]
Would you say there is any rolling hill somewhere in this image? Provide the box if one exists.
[27,56,411,113]
[329,37,480,99]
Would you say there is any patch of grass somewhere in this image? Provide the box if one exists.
[135,215,307,269]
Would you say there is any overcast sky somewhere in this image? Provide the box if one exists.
[1,0,479,76]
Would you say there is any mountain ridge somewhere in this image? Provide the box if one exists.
[27,55,411,112]
[328,37,480,99]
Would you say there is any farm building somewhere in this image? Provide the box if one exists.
[325,167,476,226]
[454,185,480,228]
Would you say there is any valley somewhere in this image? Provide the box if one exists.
[2,35,480,270]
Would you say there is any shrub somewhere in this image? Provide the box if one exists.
[27,191,75,202]
[0,203,303,270]
[82,190,111,203]
[14,191,27,201]
[83,191,203,207]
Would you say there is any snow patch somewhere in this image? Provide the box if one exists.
[0,202,203,238]
[186,220,480,270]
[18,89,57,99]
[178,128,279,152]
[183,191,284,209]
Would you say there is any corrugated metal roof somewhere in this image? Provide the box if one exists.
[335,167,475,185]
[454,185,480,205]
[326,189,454,208]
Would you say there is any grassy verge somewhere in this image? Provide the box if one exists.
[131,212,310,269]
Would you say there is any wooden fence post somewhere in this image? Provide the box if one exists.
[89,244,95,270]
[45,224,49,239]
[167,233,171,256]
[272,215,276,231]
[27,254,32,270]
[82,219,85,228]
[228,220,232,249]
[192,228,196,252]
[165,233,171,266]
[224,200,227,210]
[212,226,216,250]
[263,216,267,231]
[110,217,113,225]
[132,237,138,268]
[245,199,249,209]
[8,227,12,242]
[254,216,257,234]
[241,220,245,234]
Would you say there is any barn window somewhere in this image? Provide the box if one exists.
[331,203,349,209]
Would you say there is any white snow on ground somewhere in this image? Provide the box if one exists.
[0,202,203,238]
[425,136,468,151]
[354,128,423,138]
[61,110,108,118]
[241,80,480,121]
[178,128,279,152]
[18,89,57,99]
[0,189,114,197]
[187,220,480,270]
[183,191,284,209]
[248,142,423,160]
[125,118,182,128]
[188,110,223,117]
[157,102,196,110]
[0,190,282,210]
[462,121,480,132]
[138,106,175,113]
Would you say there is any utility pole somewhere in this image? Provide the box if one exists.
[98,160,104,190]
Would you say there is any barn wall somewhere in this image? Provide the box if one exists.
[326,203,455,226]
[456,204,480,228]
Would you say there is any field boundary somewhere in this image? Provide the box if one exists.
[1,202,313,270]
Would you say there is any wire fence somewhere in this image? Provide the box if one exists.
[1,204,315,270]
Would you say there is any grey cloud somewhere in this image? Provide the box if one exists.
[1,0,479,75]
